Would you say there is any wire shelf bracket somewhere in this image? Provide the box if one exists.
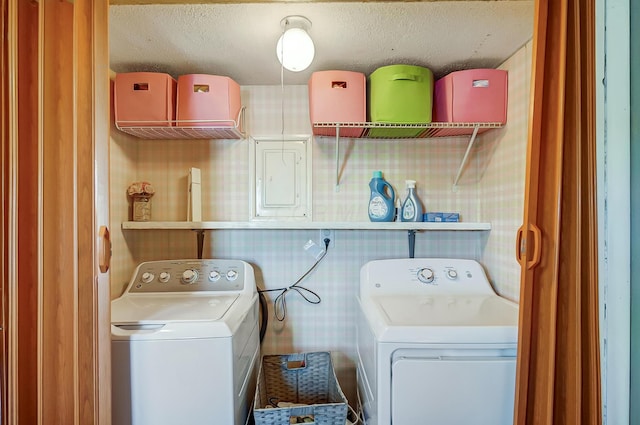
[312,121,503,190]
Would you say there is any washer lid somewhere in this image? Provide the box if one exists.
[361,294,518,344]
[111,294,240,323]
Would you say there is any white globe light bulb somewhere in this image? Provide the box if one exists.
[276,27,315,72]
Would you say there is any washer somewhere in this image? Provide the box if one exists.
[356,258,519,425]
[111,259,260,425]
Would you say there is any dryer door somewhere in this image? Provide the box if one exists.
[391,354,516,425]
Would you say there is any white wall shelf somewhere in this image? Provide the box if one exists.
[122,220,490,259]
[122,221,491,231]
[115,108,246,140]
[312,122,504,191]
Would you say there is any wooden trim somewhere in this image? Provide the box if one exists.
[513,0,548,420]
[1,0,6,421]
[39,1,76,422]
[76,0,96,420]
[109,0,499,4]
[75,0,111,422]
[36,2,44,421]
[16,2,39,425]
[1,1,44,424]
[1,0,9,423]
[579,0,601,419]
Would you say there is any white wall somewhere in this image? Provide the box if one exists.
[597,0,631,421]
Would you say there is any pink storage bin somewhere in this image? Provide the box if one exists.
[433,69,508,135]
[176,74,241,127]
[308,70,366,137]
[114,72,177,127]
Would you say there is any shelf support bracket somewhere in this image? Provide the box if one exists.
[194,229,205,259]
[408,230,416,258]
[335,124,341,191]
[452,125,481,192]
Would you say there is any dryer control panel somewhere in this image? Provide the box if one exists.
[126,259,255,294]
[360,258,496,297]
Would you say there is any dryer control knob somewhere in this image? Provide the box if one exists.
[417,268,435,284]
[226,270,238,281]
[208,270,221,282]
[446,269,458,280]
[141,272,154,284]
[181,269,198,284]
[158,272,170,283]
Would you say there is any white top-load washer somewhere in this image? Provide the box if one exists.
[111,259,260,425]
[356,258,519,425]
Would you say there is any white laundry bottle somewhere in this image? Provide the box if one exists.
[401,180,424,222]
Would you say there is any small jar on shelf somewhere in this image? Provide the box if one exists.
[127,181,155,222]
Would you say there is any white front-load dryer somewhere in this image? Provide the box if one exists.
[356,258,519,425]
[111,259,260,425]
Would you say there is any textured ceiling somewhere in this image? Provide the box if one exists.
[109,1,534,85]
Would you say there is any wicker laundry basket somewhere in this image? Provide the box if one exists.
[253,352,348,425]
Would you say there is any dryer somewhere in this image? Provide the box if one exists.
[111,259,260,425]
[356,258,519,425]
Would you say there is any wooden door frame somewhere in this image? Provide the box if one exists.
[1,0,10,422]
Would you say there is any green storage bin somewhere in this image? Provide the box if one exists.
[368,64,434,137]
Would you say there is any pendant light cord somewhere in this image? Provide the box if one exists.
[280,19,287,156]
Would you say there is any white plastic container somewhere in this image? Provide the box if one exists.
[401,180,424,222]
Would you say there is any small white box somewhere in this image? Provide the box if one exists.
[187,167,202,222]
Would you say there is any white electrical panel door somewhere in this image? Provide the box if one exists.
[252,138,311,219]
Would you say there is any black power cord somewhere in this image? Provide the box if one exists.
[258,291,268,344]
[258,238,330,326]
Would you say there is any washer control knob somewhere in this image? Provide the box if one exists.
[141,272,154,284]
[417,268,435,284]
[446,269,458,280]
[181,269,198,285]
[208,270,221,282]
[226,270,238,281]
[158,272,170,283]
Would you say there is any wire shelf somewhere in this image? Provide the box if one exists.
[116,108,246,140]
[312,121,504,139]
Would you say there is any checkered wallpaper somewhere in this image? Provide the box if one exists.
[477,41,531,301]
[109,42,531,404]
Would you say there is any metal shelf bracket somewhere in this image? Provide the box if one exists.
[193,229,205,259]
[335,124,341,192]
[408,230,416,258]
[452,125,481,192]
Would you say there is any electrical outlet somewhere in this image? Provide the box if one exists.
[319,229,335,248]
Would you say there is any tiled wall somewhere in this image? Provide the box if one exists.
[109,42,530,404]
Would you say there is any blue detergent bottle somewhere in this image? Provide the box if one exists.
[368,171,395,222]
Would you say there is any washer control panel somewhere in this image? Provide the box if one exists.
[416,266,461,284]
[361,258,495,296]
[127,259,251,293]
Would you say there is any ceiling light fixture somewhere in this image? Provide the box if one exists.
[276,15,315,72]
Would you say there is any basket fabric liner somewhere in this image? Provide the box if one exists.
[253,352,348,425]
